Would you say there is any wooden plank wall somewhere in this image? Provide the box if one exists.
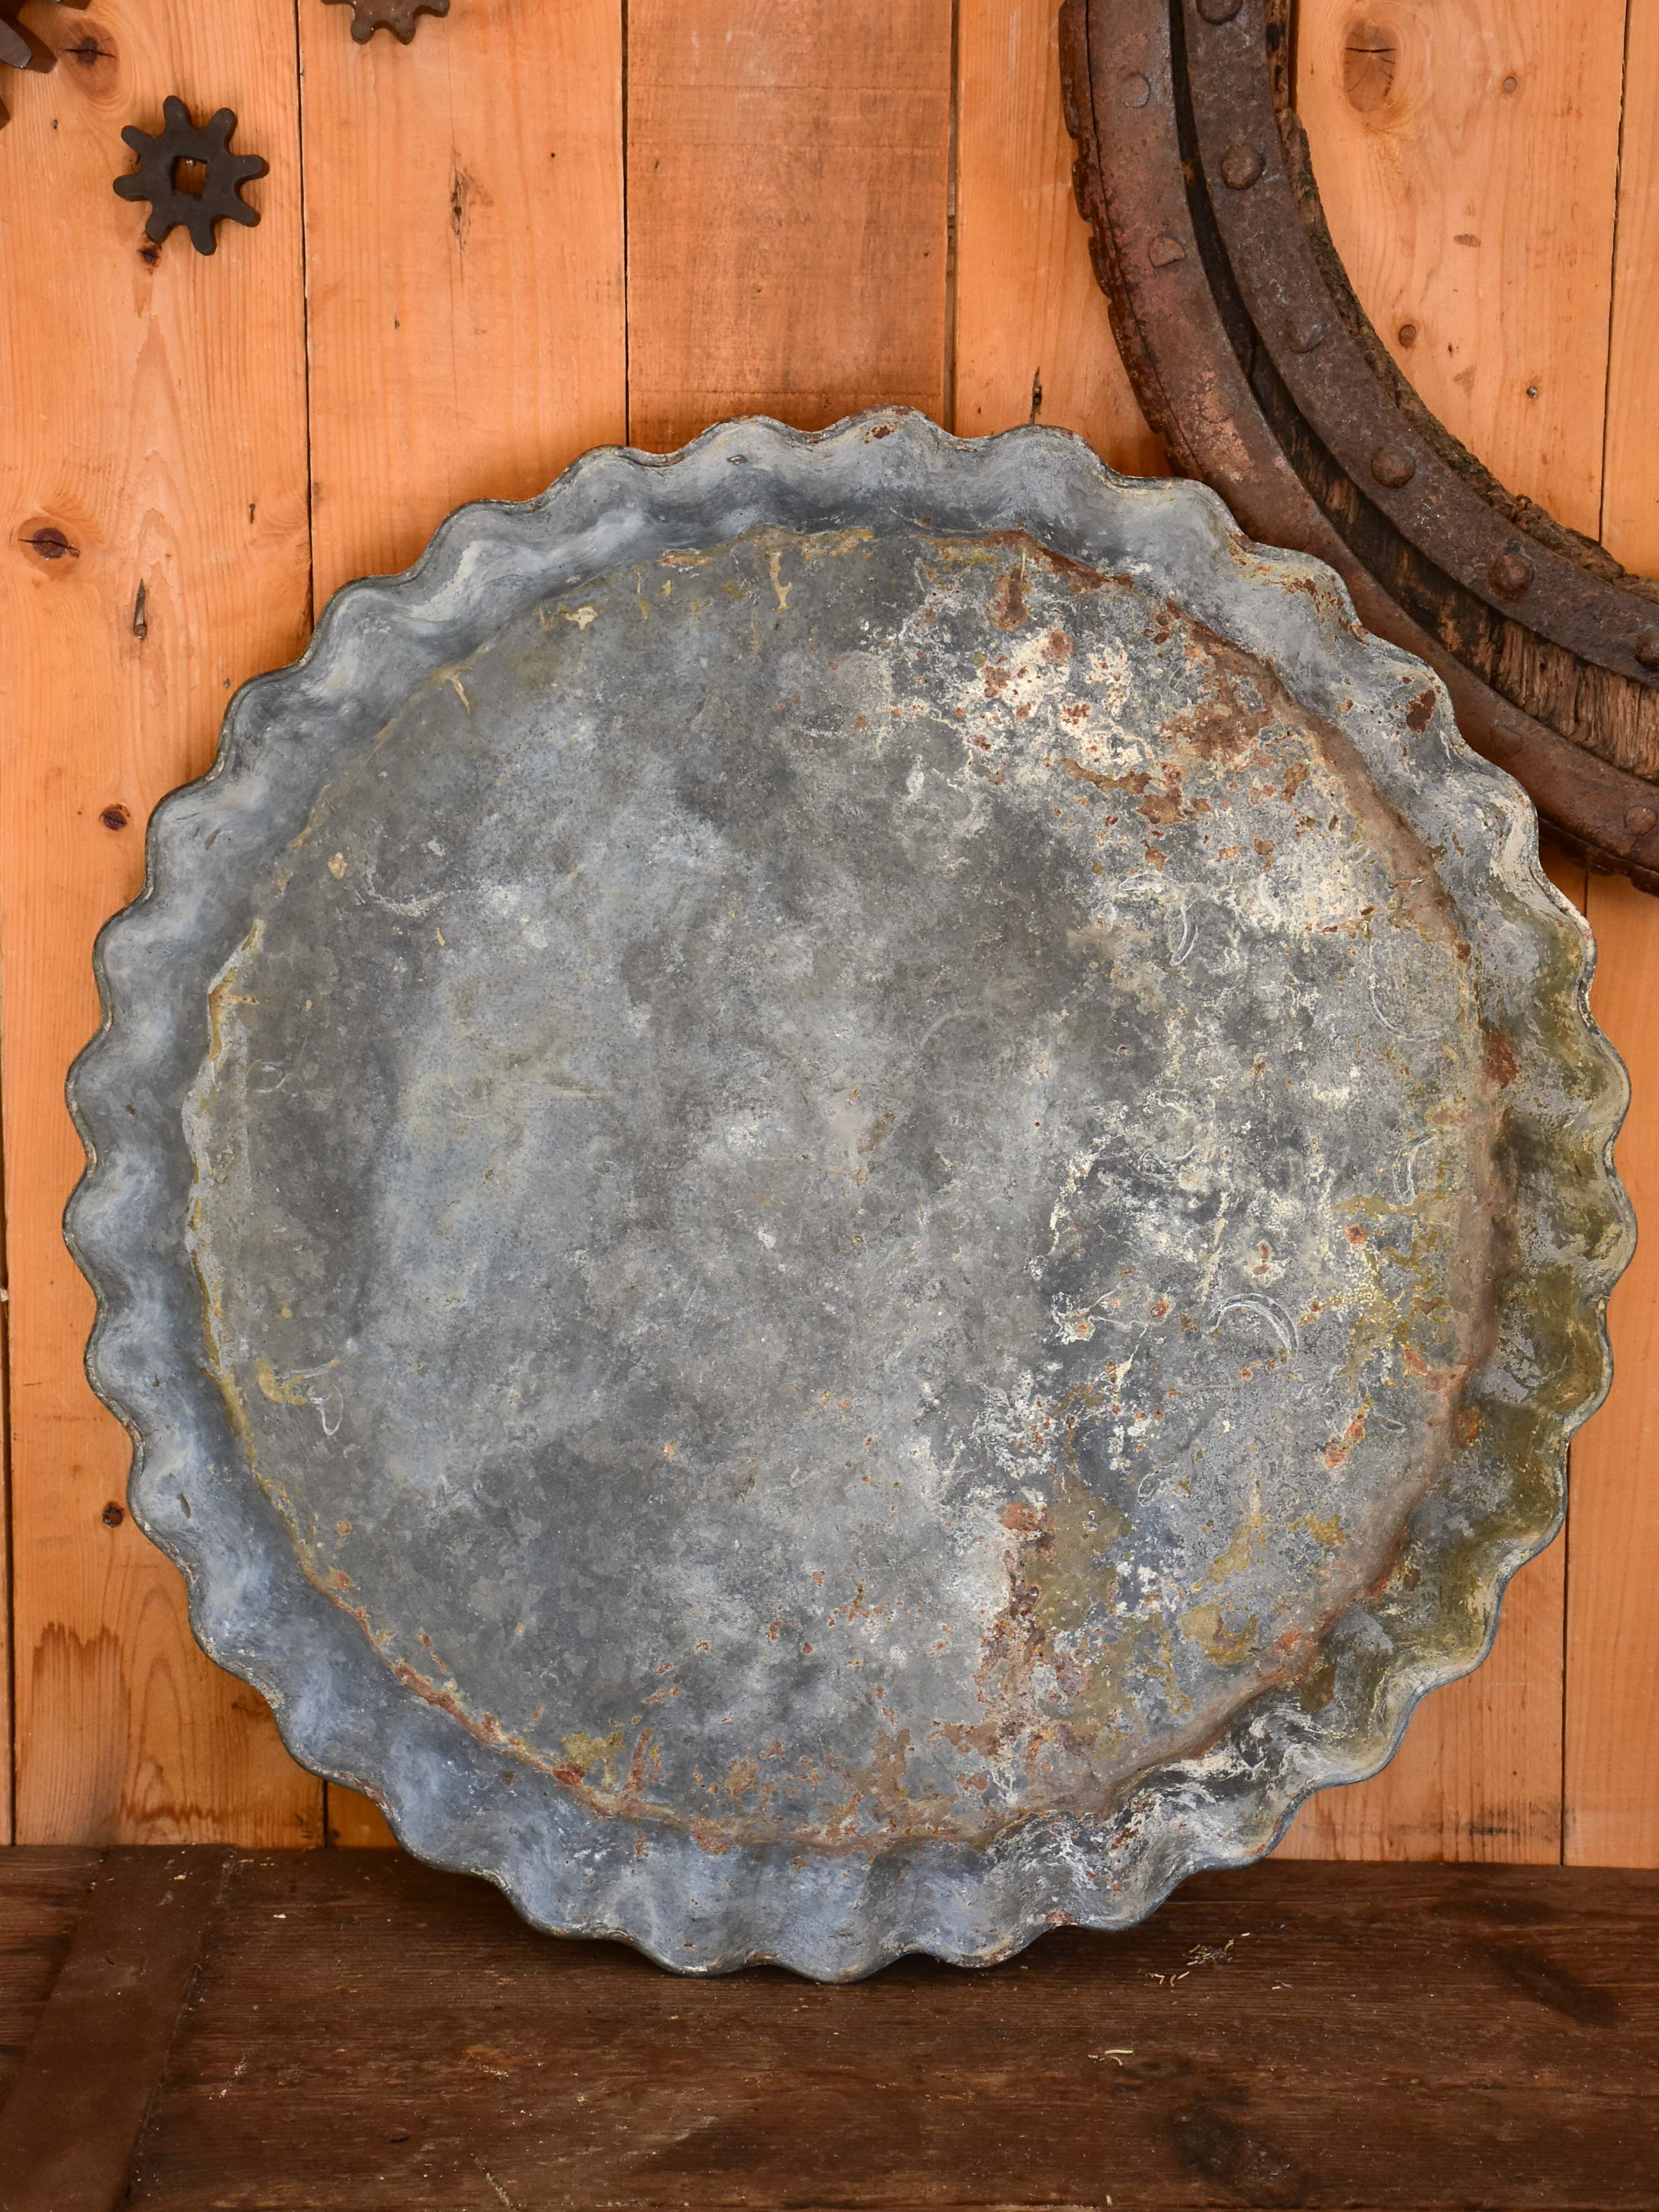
[1279,0,1658,1867]
[1568,0,1659,1869]
[0,0,1653,1867]
[1,1,320,1848]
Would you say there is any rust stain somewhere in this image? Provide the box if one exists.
[988,565,1029,630]
[1483,1031,1519,1088]
[1178,1603,1259,1667]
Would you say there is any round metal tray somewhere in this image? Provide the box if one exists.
[68,412,1631,1978]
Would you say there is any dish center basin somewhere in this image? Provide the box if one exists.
[186,521,1498,1850]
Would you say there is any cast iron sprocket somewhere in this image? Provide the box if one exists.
[324,0,450,43]
[112,96,267,255]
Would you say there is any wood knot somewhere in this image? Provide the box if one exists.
[1343,18,1399,113]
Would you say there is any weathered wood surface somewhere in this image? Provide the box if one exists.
[0,0,1655,1866]
[0,1852,1640,2210]
[0,1850,97,2110]
[0,1850,229,2212]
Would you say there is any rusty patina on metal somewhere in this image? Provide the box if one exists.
[1059,0,1659,889]
[67,412,1629,1976]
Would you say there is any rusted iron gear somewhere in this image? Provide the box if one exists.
[324,0,450,42]
[1059,0,1659,890]
[0,0,89,131]
[113,97,267,255]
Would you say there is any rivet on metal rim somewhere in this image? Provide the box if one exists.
[1196,0,1244,20]
[1219,144,1264,190]
[1370,446,1417,491]
[1490,549,1536,601]
[1626,805,1658,835]
[1635,630,1659,671]
[1285,316,1326,354]
[1148,234,1187,267]
[1119,71,1152,106]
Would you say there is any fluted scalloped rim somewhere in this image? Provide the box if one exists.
[65,409,1633,1978]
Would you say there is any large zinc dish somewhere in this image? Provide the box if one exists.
[67,413,1631,1979]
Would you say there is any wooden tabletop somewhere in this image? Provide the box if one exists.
[0,1848,1653,2211]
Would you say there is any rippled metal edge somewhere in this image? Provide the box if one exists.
[65,409,1633,1979]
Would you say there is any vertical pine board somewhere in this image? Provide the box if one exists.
[1569,2,1659,1864]
[296,0,627,1846]
[0,2,321,1841]
[625,0,953,451]
[954,0,1163,468]
[1569,877,1659,1864]
[299,0,627,603]
[1295,0,1624,538]
[1601,1,1659,562]
[1,1130,11,1842]
[1280,0,1625,1860]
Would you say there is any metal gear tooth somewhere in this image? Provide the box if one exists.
[2,0,91,130]
[0,15,34,74]
[324,0,451,43]
[112,97,268,256]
